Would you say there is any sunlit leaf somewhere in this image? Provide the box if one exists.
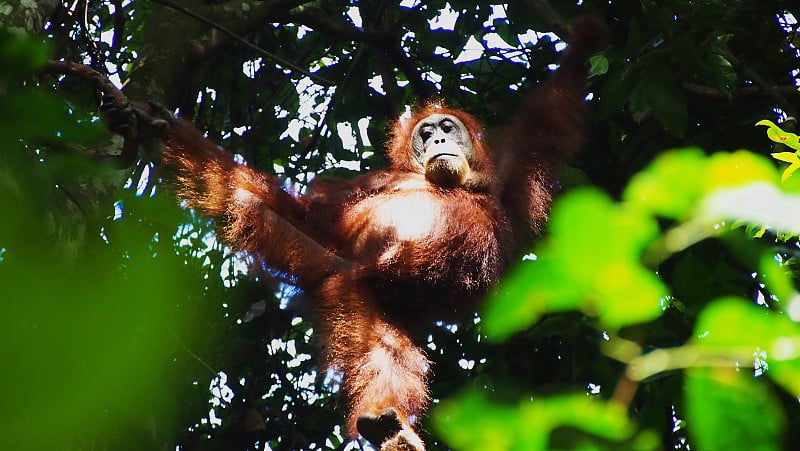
[705,151,778,188]
[593,260,667,327]
[756,119,800,151]
[623,148,708,218]
[485,189,666,338]
[773,155,800,182]
[771,151,800,164]
[769,151,800,182]
[702,182,800,234]
[483,258,582,338]
[624,149,780,219]
[434,392,652,451]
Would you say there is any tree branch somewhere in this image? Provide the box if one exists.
[286,6,436,100]
[682,82,800,100]
[520,0,569,37]
[146,0,334,86]
[720,45,799,125]
[45,61,139,169]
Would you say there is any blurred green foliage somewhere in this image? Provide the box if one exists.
[484,189,666,336]
[0,30,204,449]
[438,147,800,450]
[434,392,656,450]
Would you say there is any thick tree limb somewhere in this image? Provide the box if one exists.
[146,0,333,86]
[682,82,800,101]
[45,61,139,169]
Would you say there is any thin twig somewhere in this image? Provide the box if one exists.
[720,45,798,123]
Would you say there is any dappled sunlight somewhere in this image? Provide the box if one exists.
[703,182,800,233]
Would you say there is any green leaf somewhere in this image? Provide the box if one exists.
[705,150,779,187]
[760,253,795,303]
[756,119,800,151]
[589,54,609,76]
[771,151,800,164]
[624,148,708,218]
[685,367,784,451]
[692,298,800,397]
[434,392,649,451]
[597,65,639,119]
[647,76,688,136]
[0,29,50,81]
[712,52,736,87]
[624,149,781,219]
[769,151,800,182]
[485,189,666,338]
[704,51,737,96]
[629,69,688,136]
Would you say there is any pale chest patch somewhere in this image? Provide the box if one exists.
[374,192,441,241]
[343,189,443,257]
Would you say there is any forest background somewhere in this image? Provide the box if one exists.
[2,1,800,450]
